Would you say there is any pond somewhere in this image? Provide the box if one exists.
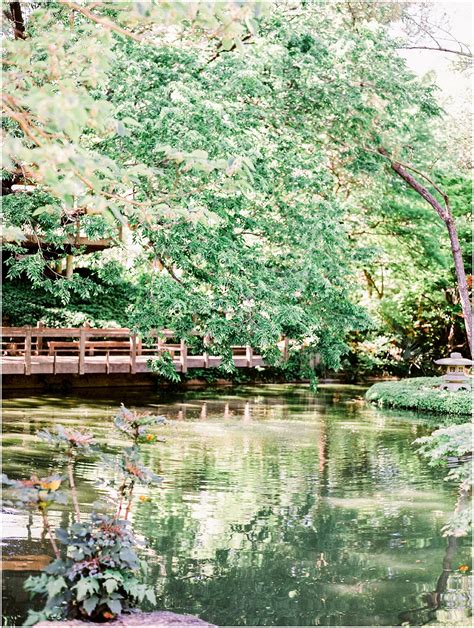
[1,384,471,627]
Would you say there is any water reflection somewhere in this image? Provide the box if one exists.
[399,536,472,626]
[1,385,471,626]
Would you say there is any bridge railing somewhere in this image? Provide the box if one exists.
[0,326,266,376]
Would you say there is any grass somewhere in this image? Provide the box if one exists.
[365,377,472,418]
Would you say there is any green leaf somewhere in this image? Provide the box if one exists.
[55,527,69,544]
[83,595,99,616]
[104,578,118,594]
[145,587,156,605]
[75,577,99,601]
[108,599,122,614]
[119,547,139,566]
[46,576,67,598]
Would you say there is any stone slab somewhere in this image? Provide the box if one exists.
[35,611,216,627]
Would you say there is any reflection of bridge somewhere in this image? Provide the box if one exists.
[0,326,274,376]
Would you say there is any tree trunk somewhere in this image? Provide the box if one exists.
[378,148,472,357]
[9,2,25,39]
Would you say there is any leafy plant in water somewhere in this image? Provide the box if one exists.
[1,406,166,625]
[24,514,156,625]
[110,405,165,520]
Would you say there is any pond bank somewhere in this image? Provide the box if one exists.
[366,377,472,418]
[2,370,393,393]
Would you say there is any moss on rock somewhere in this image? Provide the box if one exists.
[365,377,472,418]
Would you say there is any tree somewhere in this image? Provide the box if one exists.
[265,1,472,357]
[378,150,472,356]
[325,2,473,357]
[2,0,262,222]
[3,1,471,373]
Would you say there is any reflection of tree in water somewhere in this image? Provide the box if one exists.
[3,389,467,626]
[139,411,456,626]
[399,535,471,626]
[399,474,472,626]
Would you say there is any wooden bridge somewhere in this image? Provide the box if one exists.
[0,326,275,376]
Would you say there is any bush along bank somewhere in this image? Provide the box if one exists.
[365,377,472,418]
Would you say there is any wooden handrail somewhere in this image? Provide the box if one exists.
[0,326,281,376]
[0,327,179,338]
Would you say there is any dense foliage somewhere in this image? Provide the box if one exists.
[365,378,472,417]
[2,1,472,377]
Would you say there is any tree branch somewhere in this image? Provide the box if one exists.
[376,148,449,212]
[58,1,142,42]
[399,45,472,58]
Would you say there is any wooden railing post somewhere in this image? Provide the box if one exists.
[25,327,32,375]
[180,339,188,374]
[36,321,44,355]
[130,333,137,374]
[246,345,253,368]
[79,327,86,375]
[203,351,210,368]
[282,336,289,362]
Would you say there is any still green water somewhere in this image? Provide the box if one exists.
[1,385,471,627]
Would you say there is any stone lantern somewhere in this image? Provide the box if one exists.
[434,352,473,391]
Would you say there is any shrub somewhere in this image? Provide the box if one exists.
[365,377,472,418]
[24,514,156,623]
[416,424,472,537]
[2,406,165,625]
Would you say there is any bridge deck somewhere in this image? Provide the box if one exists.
[1,326,268,376]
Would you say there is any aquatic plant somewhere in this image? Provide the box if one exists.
[24,514,156,623]
[1,406,166,625]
